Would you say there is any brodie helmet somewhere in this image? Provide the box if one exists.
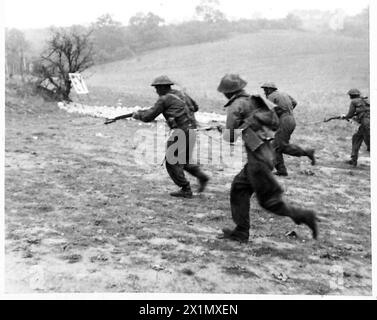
[261,82,278,90]
[347,88,361,96]
[217,74,247,93]
[151,75,174,87]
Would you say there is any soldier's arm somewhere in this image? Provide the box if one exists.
[223,102,243,143]
[344,101,356,120]
[135,97,165,122]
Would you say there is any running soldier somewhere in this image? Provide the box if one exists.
[133,75,209,198]
[217,74,318,242]
[261,82,315,176]
[343,88,370,167]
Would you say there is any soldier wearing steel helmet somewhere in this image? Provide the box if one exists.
[133,75,209,198]
[261,82,315,176]
[217,74,318,242]
[342,88,370,167]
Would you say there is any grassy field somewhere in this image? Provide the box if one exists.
[87,30,369,104]
[5,30,371,295]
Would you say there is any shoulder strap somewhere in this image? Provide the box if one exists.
[166,93,185,103]
[166,93,194,120]
[224,92,250,108]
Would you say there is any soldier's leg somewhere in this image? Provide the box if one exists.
[361,121,370,152]
[273,130,288,175]
[220,165,253,242]
[165,161,190,189]
[282,144,316,165]
[351,125,364,163]
[280,116,315,164]
[248,161,318,239]
[283,144,308,157]
[183,130,209,191]
[230,165,254,232]
[165,136,192,197]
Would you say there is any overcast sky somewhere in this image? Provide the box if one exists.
[4,0,370,29]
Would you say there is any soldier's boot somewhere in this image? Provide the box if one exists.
[170,186,193,198]
[184,165,209,193]
[345,159,357,167]
[198,175,209,193]
[274,170,288,176]
[290,207,318,239]
[306,149,316,165]
[274,158,288,176]
[219,227,249,243]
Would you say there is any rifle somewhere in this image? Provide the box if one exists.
[196,125,223,133]
[323,116,350,123]
[104,112,134,125]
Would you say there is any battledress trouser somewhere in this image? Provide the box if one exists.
[230,149,305,232]
[165,129,207,189]
[272,114,308,174]
[351,118,370,161]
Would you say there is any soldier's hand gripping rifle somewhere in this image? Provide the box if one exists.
[196,125,223,133]
[323,115,350,123]
[104,112,135,125]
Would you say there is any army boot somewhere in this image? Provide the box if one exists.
[306,149,316,165]
[290,207,318,239]
[274,163,288,176]
[198,175,209,193]
[170,186,193,198]
[219,227,249,243]
[346,159,357,167]
[274,170,288,176]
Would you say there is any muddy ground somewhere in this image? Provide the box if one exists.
[4,87,371,295]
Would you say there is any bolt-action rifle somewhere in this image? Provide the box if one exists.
[323,116,350,123]
[196,125,223,133]
[104,112,134,125]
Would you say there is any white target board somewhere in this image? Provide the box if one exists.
[69,73,89,94]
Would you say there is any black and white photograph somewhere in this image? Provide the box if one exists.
[1,0,374,297]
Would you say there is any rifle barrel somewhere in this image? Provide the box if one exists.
[114,112,134,121]
[104,112,134,125]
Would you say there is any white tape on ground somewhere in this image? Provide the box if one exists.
[57,102,226,124]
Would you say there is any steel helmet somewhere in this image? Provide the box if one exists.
[261,82,277,90]
[151,75,174,86]
[217,74,247,93]
[347,88,361,96]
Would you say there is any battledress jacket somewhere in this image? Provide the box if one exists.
[344,97,370,123]
[137,89,198,130]
[224,90,279,169]
[266,90,297,118]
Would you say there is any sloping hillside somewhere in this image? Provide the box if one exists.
[87,30,369,105]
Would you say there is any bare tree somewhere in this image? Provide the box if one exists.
[35,26,94,101]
